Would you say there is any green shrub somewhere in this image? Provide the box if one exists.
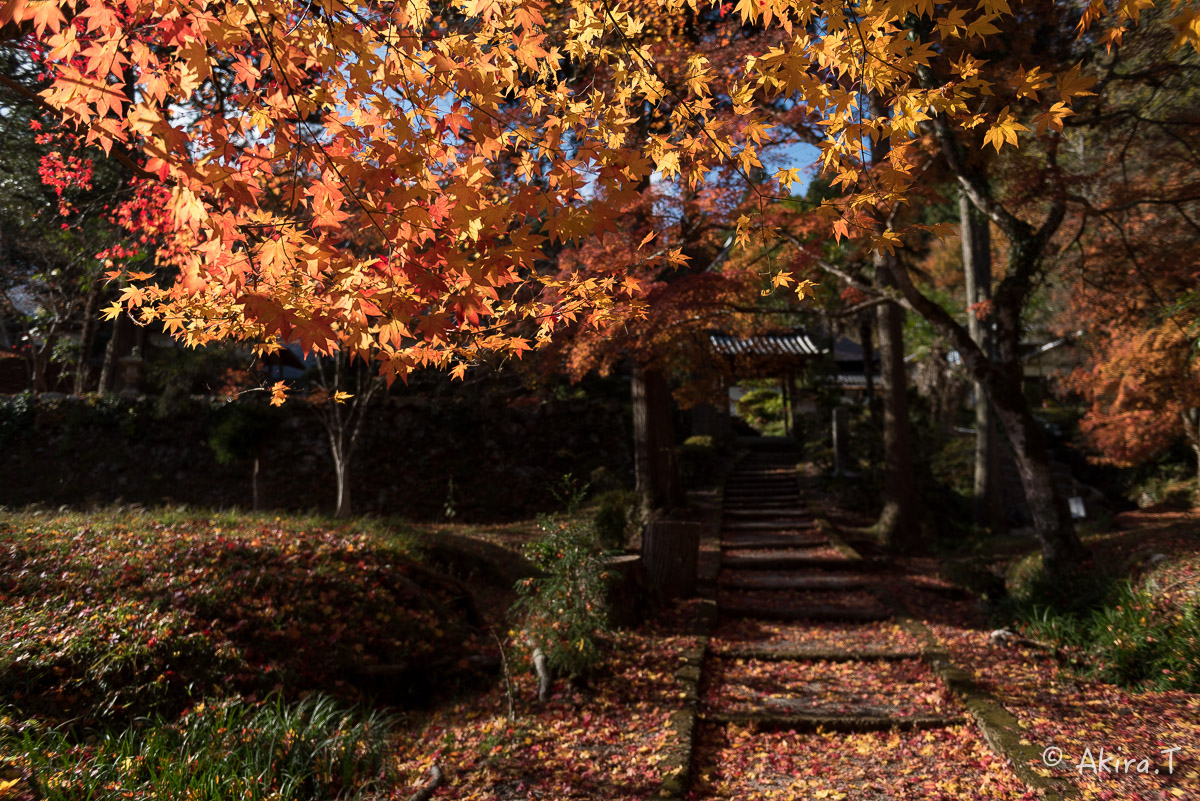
[0,390,35,445]
[677,435,719,487]
[208,401,279,466]
[512,516,612,677]
[592,490,637,552]
[735,388,785,434]
[1,694,397,800]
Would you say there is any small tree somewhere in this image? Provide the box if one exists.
[306,351,385,518]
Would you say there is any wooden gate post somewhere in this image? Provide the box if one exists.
[641,521,700,599]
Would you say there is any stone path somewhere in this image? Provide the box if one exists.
[687,447,1048,800]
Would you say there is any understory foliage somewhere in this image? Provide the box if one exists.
[1006,562,1200,691]
[1,694,396,801]
[513,515,612,678]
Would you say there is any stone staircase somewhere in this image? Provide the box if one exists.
[696,445,963,741]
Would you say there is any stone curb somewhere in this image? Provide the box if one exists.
[815,516,864,562]
[894,613,1077,801]
[655,597,716,800]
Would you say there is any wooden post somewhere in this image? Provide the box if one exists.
[603,554,647,628]
[641,521,700,599]
[832,406,850,476]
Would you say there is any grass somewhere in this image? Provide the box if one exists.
[2,694,396,800]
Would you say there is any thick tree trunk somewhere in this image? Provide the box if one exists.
[870,206,1085,574]
[985,370,1082,574]
[960,193,1002,531]
[867,94,918,550]
[873,259,920,549]
[904,63,1084,577]
[632,365,683,511]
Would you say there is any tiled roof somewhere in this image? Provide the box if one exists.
[709,331,822,357]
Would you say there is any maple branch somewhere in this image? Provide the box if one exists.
[812,259,889,302]
[876,253,997,388]
[0,74,158,182]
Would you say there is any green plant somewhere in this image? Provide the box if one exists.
[592,490,638,552]
[677,435,719,488]
[208,400,280,509]
[549,472,591,514]
[512,516,612,678]
[1128,464,1195,509]
[0,390,35,445]
[444,477,458,520]
[1,694,396,800]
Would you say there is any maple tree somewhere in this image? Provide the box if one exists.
[1059,195,1200,485]
[4,0,1199,570]
[1049,8,1200,490]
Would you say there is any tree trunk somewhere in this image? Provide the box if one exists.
[902,64,1084,577]
[960,192,1001,531]
[74,285,101,395]
[867,93,918,550]
[985,372,1082,575]
[252,455,260,512]
[98,315,131,394]
[859,313,875,412]
[873,261,920,549]
[1184,409,1200,505]
[332,437,351,517]
[632,365,683,512]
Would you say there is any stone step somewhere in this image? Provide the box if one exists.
[722,518,815,529]
[719,603,891,623]
[703,712,964,732]
[722,507,811,517]
[719,538,827,551]
[718,647,924,662]
[721,555,862,570]
[718,572,869,590]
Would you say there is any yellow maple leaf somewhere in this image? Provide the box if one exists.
[1057,63,1098,102]
[983,107,1029,152]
